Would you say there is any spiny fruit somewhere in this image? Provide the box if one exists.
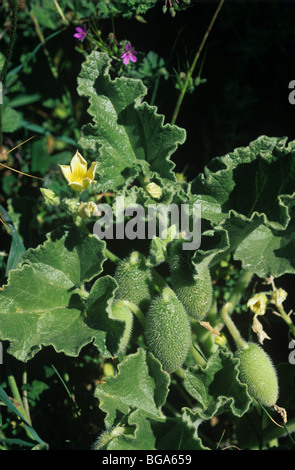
[114,251,153,312]
[110,300,133,353]
[145,287,191,373]
[236,342,279,407]
[168,241,213,320]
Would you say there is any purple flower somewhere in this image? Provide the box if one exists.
[74,24,87,41]
[121,43,138,65]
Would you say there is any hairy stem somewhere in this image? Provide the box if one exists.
[121,300,146,329]
[221,302,248,349]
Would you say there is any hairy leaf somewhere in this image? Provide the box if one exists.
[183,348,252,420]
[0,225,124,361]
[77,52,186,192]
[191,135,295,277]
[95,348,169,429]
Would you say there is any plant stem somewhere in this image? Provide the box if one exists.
[150,73,161,107]
[5,358,34,440]
[226,269,254,315]
[121,300,146,329]
[221,302,248,349]
[29,9,58,79]
[190,343,207,368]
[277,304,295,338]
[104,248,121,264]
[0,0,18,150]
[171,0,224,125]
[151,267,169,290]
[0,0,18,83]
[53,0,69,24]
[22,366,32,426]
[219,269,253,348]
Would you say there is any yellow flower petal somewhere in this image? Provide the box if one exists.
[85,161,98,180]
[81,178,92,191]
[68,181,85,192]
[70,150,88,182]
[59,165,73,184]
[59,150,98,192]
[247,293,268,316]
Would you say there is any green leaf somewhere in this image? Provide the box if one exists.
[0,225,122,361]
[0,204,26,276]
[95,348,169,429]
[77,51,186,192]
[96,409,157,450]
[21,225,106,287]
[30,140,51,174]
[183,348,252,420]
[1,103,21,132]
[30,0,61,29]
[0,385,47,446]
[152,409,209,450]
[191,135,295,277]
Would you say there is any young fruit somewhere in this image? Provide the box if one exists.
[236,342,279,407]
[114,251,153,312]
[111,300,133,353]
[145,287,191,373]
[168,241,212,320]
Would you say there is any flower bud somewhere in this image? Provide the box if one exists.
[145,182,163,200]
[77,201,97,219]
[272,288,287,307]
[40,188,60,206]
[215,332,227,346]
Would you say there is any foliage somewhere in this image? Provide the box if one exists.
[0,0,295,452]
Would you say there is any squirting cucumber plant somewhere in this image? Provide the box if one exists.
[1,45,295,450]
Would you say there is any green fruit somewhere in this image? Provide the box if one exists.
[168,241,212,320]
[111,300,133,353]
[114,251,153,312]
[237,342,279,407]
[145,287,191,373]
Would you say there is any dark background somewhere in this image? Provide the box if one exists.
[112,0,295,176]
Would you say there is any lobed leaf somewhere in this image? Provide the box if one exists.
[77,52,186,192]
[0,225,125,361]
[94,348,170,429]
[183,348,252,420]
[191,135,295,277]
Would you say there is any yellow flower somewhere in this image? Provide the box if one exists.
[247,292,268,316]
[272,288,287,307]
[59,150,98,192]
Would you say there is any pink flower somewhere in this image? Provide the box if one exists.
[74,24,87,41]
[121,43,138,65]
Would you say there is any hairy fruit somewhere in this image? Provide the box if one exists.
[237,342,279,407]
[145,287,191,373]
[168,241,212,320]
[114,251,153,312]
